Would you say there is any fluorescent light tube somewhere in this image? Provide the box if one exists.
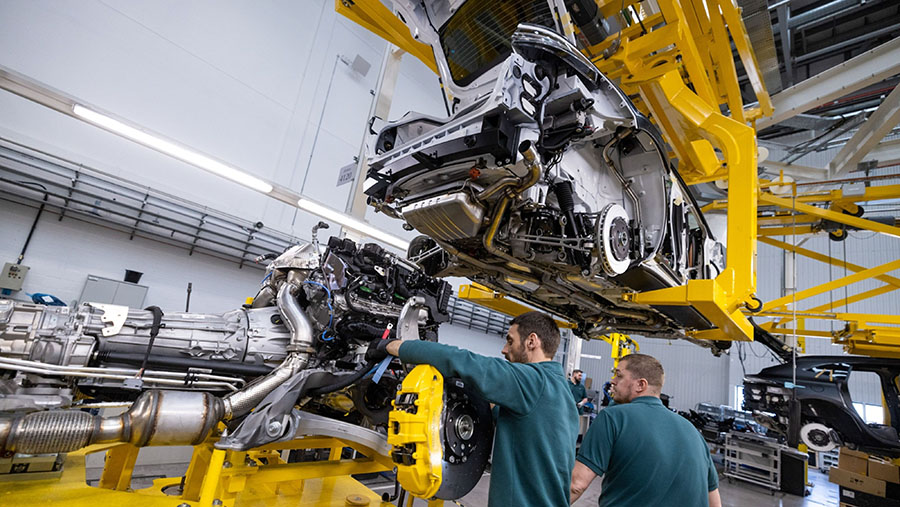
[297,198,409,251]
[72,104,273,194]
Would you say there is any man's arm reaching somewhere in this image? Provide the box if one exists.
[385,340,544,415]
[570,460,598,503]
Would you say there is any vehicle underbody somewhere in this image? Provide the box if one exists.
[364,2,729,351]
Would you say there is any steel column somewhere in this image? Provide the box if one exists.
[757,37,900,129]
[829,85,900,177]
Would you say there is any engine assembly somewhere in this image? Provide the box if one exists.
[0,236,480,463]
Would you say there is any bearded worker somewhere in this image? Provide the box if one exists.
[369,310,578,507]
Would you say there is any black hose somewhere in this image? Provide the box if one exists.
[98,351,274,376]
[554,181,575,212]
[305,360,377,396]
[137,306,165,377]
[16,181,49,264]
[339,321,388,340]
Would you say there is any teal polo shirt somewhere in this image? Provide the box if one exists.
[570,381,587,414]
[577,396,718,507]
[400,340,578,507]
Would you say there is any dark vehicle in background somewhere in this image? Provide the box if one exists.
[679,403,765,445]
[743,356,900,456]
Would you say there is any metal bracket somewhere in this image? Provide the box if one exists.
[396,296,427,341]
[88,303,128,337]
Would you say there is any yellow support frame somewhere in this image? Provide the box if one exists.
[0,436,396,506]
[335,0,438,73]
[759,192,900,239]
[752,183,900,357]
[458,283,578,329]
[608,0,774,343]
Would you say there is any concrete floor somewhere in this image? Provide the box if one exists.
[85,455,840,506]
[363,458,840,506]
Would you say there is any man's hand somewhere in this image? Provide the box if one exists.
[366,339,400,362]
[386,340,403,356]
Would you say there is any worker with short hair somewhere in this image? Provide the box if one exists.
[370,310,578,507]
[569,353,722,507]
[569,368,588,414]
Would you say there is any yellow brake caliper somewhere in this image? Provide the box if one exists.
[388,364,444,498]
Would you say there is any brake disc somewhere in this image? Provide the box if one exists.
[388,364,493,500]
[800,422,839,452]
[597,203,632,276]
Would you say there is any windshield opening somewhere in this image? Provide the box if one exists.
[439,0,556,87]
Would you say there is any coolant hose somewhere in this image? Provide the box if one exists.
[305,360,378,397]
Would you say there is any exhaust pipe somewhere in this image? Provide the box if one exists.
[0,272,318,453]
[0,390,223,454]
[222,275,314,419]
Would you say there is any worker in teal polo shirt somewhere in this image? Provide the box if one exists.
[371,311,578,507]
[569,354,722,507]
[569,369,588,414]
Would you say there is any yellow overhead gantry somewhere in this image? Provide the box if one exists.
[704,176,900,358]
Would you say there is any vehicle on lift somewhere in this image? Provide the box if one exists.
[743,356,900,456]
[0,235,491,499]
[363,0,728,349]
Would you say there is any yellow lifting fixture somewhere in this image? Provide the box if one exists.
[604,332,639,378]
[587,0,771,343]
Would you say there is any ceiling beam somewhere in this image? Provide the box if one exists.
[829,84,900,178]
[777,4,794,87]
[757,37,900,130]
[770,0,859,30]
[759,160,827,180]
[865,138,900,167]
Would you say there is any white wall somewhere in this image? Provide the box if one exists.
[2,200,263,313]
[579,337,730,412]
[438,324,507,358]
[0,0,445,308]
[0,0,444,243]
